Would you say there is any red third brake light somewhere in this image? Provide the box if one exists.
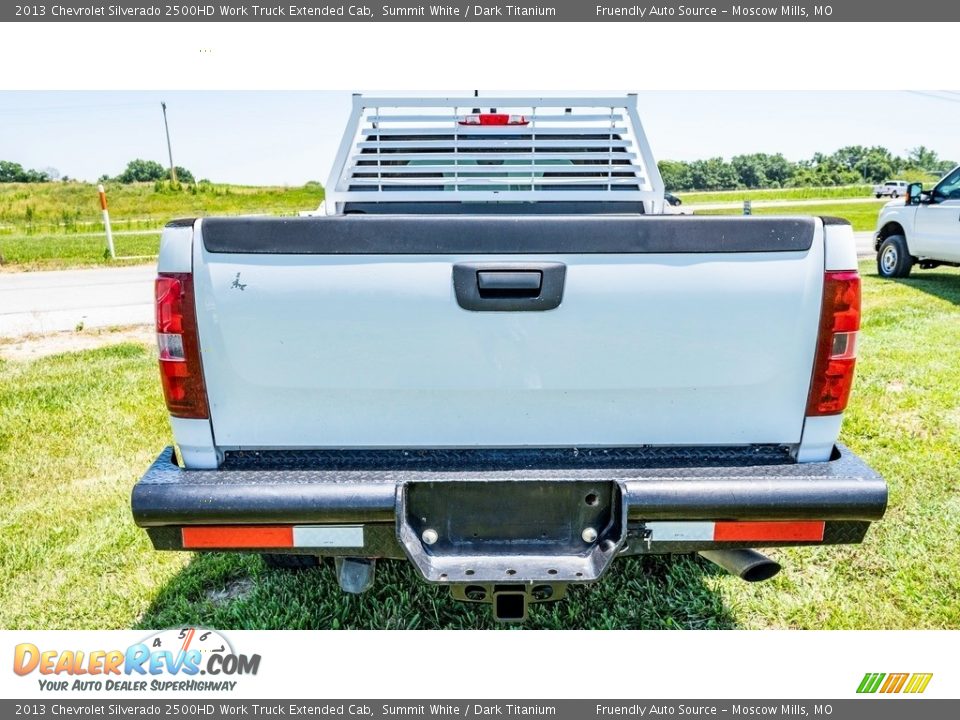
[806,270,861,416]
[156,273,209,419]
[458,113,529,126]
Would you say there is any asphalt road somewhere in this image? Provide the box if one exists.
[0,233,877,339]
[0,265,154,337]
[854,230,875,258]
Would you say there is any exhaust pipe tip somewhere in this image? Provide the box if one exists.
[739,557,782,583]
[698,549,781,583]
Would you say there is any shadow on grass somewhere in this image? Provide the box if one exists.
[135,552,739,630]
[890,271,960,306]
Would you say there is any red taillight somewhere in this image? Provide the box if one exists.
[155,272,209,419]
[458,113,529,126]
[806,270,861,416]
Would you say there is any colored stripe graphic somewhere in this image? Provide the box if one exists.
[857,673,885,694]
[857,672,932,694]
[880,673,908,693]
[904,674,933,694]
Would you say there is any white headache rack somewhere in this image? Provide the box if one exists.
[325,95,665,214]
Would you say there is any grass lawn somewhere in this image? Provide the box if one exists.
[0,181,891,269]
[675,174,942,205]
[695,200,888,232]
[0,232,162,270]
[0,181,323,270]
[1,262,959,630]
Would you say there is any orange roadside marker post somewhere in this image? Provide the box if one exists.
[98,183,115,259]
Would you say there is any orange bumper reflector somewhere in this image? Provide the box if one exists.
[713,521,825,542]
[182,526,294,549]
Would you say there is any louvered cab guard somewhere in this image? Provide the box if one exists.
[325,94,665,210]
[132,95,886,622]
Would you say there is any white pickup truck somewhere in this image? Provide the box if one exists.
[873,180,909,199]
[875,165,960,278]
[132,95,886,622]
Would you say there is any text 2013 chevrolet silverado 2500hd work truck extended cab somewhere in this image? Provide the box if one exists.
[132,96,886,621]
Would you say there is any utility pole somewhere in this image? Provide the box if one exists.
[161,101,178,184]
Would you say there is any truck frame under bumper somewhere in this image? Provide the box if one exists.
[134,444,885,599]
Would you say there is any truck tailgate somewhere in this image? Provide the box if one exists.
[192,215,824,449]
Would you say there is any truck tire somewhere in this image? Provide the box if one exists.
[877,235,913,278]
[261,553,321,571]
[875,193,882,198]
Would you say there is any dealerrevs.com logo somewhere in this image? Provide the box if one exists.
[13,628,260,692]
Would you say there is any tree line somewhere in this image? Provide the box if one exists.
[4,145,957,191]
[658,145,956,191]
[0,160,58,183]
[100,159,195,184]
[0,159,195,184]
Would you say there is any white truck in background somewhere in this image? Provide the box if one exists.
[132,95,886,622]
[873,180,909,198]
[875,165,960,278]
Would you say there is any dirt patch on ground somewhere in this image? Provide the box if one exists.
[0,325,153,361]
[205,578,255,606]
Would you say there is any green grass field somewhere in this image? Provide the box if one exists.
[0,181,323,270]
[695,200,888,232]
[0,232,162,268]
[675,174,942,205]
[1,261,958,630]
[0,181,899,269]
[676,185,875,204]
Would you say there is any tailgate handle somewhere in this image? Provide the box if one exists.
[477,270,542,297]
[453,262,566,312]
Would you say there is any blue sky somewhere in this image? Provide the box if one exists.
[1,91,957,185]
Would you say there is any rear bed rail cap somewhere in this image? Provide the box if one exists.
[199,214,817,255]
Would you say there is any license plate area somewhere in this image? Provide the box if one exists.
[397,480,626,583]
